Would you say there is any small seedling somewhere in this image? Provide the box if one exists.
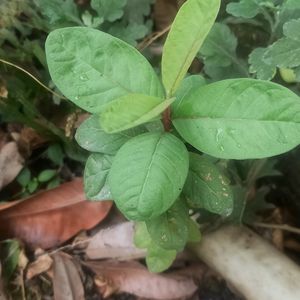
[45,0,300,272]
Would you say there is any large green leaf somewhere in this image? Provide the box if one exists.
[161,0,220,97]
[45,27,163,113]
[100,94,174,133]
[184,153,233,216]
[146,200,189,251]
[172,79,300,159]
[75,115,145,154]
[108,132,189,220]
[84,153,113,200]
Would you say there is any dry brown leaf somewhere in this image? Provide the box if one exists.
[0,142,24,190]
[0,178,113,249]
[52,252,84,300]
[26,253,53,280]
[85,261,198,299]
[86,222,146,260]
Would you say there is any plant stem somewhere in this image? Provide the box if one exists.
[162,107,171,132]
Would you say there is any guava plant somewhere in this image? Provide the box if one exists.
[45,0,300,272]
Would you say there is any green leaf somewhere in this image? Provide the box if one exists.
[199,23,249,79]
[108,132,189,220]
[264,19,300,68]
[100,94,174,133]
[226,0,273,19]
[17,168,31,187]
[146,200,189,251]
[46,144,64,166]
[172,79,300,159]
[84,153,112,200]
[91,0,127,22]
[75,115,145,154]
[134,222,176,273]
[38,169,57,182]
[123,0,154,24]
[172,75,206,114]
[0,240,20,281]
[45,27,163,113]
[249,47,276,80]
[183,153,233,216]
[134,222,152,248]
[108,22,149,46]
[146,243,176,273]
[47,177,61,190]
[187,219,201,242]
[27,178,39,193]
[34,0,82,28]
[161,0,220,96]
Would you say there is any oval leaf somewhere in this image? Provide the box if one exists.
[101,94,175,133]
[184,153,233,216]
[172,79,300,159]
[84,153,113,200]
[162,0,220,96]
[108,132,189,220]
[46,27,163,113]
[75,115,145,154]
[146,200,189,251]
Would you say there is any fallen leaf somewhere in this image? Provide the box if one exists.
[0,179,112,249]
[85,261,198,299]
[26,253,53,280]
[86,222,146,260]
[52,252,84,300]
[0,142,24,190]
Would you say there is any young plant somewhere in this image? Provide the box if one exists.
[45,0,300,272]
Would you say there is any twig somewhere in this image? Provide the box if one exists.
[253,222,300,235]
[0,58,67,100]
[46,237,92,256]
[137,24,171,51]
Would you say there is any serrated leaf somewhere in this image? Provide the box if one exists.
[84,153,113,200]
[172,79,300,159]
[199,23,237,67]
[226,0,273,19]
[100,94,174,133]
[108,132,189,220]
[146,200,189,251]
[123,0,154,24]
[108,22,150,46]
[199,23,248,79]
[184,153,233,216]
[46,27,163,113]
[75,115,145,154]
[134,222,176,273]
[91,0,127,22]
[249,47,276,80]
[162,0,220,96]
[34,0,82,28]
[264,19,300,68]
